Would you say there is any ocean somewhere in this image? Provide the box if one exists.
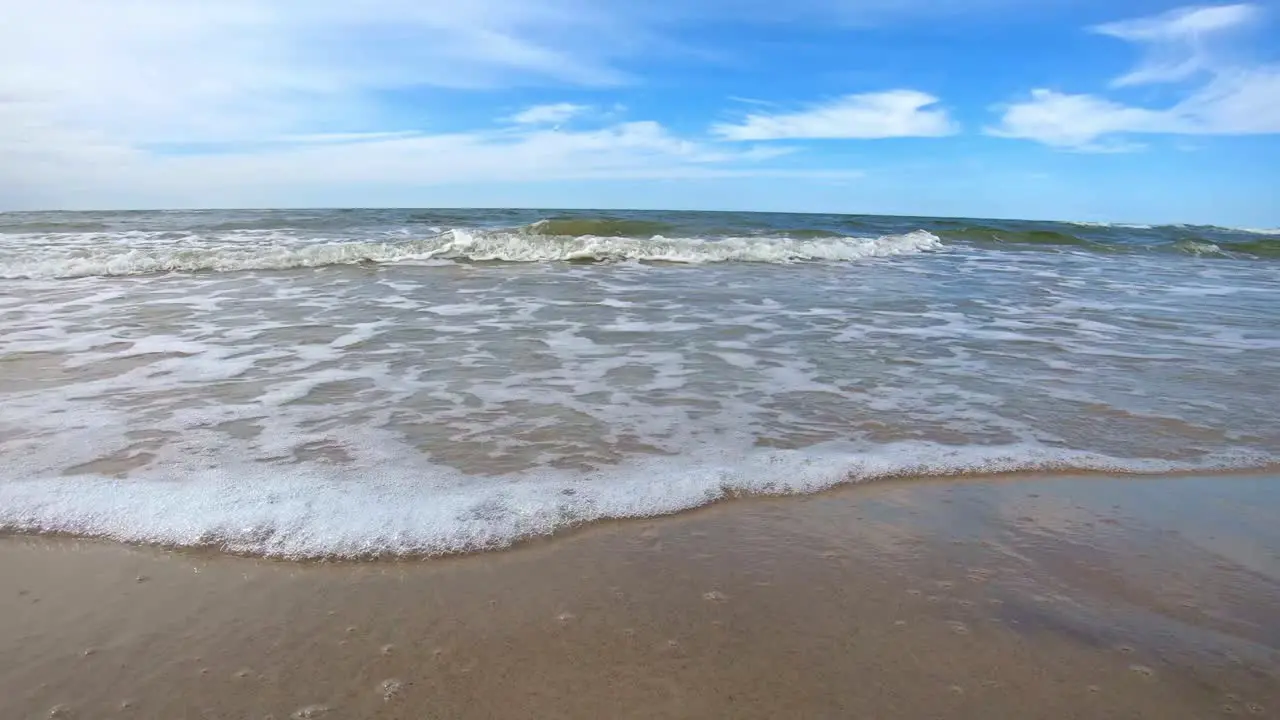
[0,208,1277,558]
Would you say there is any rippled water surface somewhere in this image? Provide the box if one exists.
[1,209,1277,557]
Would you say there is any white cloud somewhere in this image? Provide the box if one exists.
[0,0,1076,209]
[0,0,846,209]
[711,90,958,140]
[989,3,1280,150]
[988,90,1177,151]
[1177,66,1280,132]
[2,0,894,209]
[1092,3,1260,86]
[506,103,590,125]
[0,0,636,148]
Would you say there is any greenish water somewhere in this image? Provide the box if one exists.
[2,208,1278,272]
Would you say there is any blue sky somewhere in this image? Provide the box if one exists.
[2,0,1278,225]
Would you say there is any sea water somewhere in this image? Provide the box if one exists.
[1,209,1276,557]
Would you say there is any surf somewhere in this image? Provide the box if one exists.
[0,229,945,279]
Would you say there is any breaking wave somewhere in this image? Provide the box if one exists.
[1174,239,1224,256]
[0,229,944,279]
[1171,236,1280,258]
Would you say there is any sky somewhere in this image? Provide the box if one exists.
[2,0,1278,225]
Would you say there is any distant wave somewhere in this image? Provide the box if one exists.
[0,220,113,233]
[1067,220,1280,235]
[935,226,1106,249]
[529,216,849,240]
[1170,235,1280,258]
[0,229,944,279]
[934,224,1280,258]
[1223,226,1280,237]
[1067,221,1154,230]
[1218,239,1280,258]
[1166,223,1280,237]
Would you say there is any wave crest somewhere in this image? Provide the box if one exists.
[0,230,944,279]
[440,229,942,264]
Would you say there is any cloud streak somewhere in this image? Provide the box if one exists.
[712,90,957,140]
[506,103,591,125]
[1,114,825,210]
[1092,3,1260,86]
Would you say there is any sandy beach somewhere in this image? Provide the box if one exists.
[3,472,1278,719]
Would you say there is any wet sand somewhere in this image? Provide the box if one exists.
[3,473,1279,719]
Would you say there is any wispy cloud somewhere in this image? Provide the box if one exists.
[12,0,1254,214]
[0,0,665,207]
[3,114,830,209]
[506,103,591,125]
[1092,4,1261,86]
[712,90,957,140]
[989,3,1280,150]
[277,132,426,144]
[674,0,1069,27]
[726,96,780,108]
[0,0,635,147]
[0,0,889,209]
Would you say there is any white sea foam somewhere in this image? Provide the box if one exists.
[0,229,944,279]
[438,229,944,264]
[1,440,1270,559]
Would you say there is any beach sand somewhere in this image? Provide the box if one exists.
[3,473,1278,719]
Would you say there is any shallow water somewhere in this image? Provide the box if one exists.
[1,209,1277,557]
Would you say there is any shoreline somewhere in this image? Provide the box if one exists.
[4,472,1279,718]
[5,464,1279,563]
